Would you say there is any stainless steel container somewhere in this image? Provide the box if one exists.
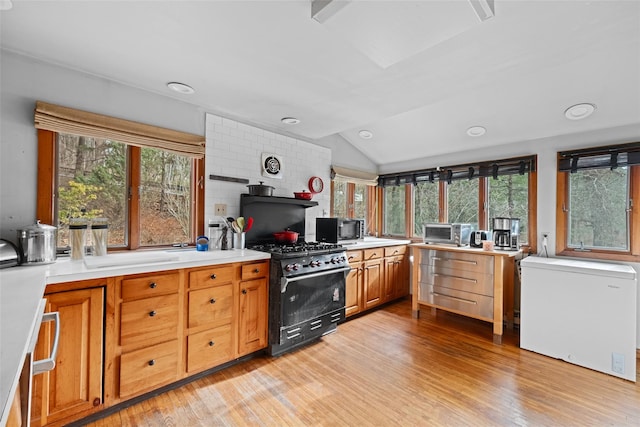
[17,220,57,265]
[246,181,274,196]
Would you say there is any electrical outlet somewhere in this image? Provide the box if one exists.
[541,231,550,238]
[612,353,625,374]
[215,204,227,217]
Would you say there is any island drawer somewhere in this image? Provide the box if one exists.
[424,250,493,275]
[419,284,493,320]
[420,266,494,296]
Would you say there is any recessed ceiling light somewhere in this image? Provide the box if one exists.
[466,126,486,137]
[358,130,374,139]
[281,117,300,125]
[564,103,596,120]
[167,82,195,95]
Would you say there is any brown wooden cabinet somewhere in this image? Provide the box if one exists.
[384,245,409,301]
[345,245,409,318]
[345,250,363,316]
[186,264,235,374]
[116,270,183,399]
[363,248,383,310]
[31,283,105,426]
[237,261,269,357]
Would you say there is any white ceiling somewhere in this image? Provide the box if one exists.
[1,0,639,167]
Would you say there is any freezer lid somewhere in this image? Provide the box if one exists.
[521,256,637,280]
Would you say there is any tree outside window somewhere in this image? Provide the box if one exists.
[568,167,629,250]
[55,133,193,250]
[384,185,405,235]
[446,180,478,227]
[413,181,439,236]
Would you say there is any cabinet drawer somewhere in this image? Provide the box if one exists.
[121,272,180,301]
[241,261,269,280]
[188,284,234,329]
[187,324,233,373]
[427,251,493,275]
[346,250,363,263]
[363,248,382,261]
[420,266,494,296]
[419,284,493,320]
[189,265,234,290]
[119,339,179,398]
[384,245,406,257]
[120,294,179,348]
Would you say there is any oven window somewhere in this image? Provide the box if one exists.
[281,271,345,328]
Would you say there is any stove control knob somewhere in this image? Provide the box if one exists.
[293,264,300,270]
[285,264,296,272]
[330,258,337,264]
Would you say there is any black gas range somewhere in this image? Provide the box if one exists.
[240,195,350,356]
[247,241,350,356]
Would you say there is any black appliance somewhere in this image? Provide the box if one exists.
[469,230,489,248]
[316,217,365,244]
[240,194,350,356]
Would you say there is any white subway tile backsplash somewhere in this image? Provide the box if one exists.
[205,113,331,236]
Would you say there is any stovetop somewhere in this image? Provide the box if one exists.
[248,241,345,259]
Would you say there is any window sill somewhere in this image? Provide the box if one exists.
[557,249,639,263]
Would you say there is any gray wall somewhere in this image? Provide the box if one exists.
[0,50,207,241]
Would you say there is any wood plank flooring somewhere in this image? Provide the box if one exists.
[86,299,640,426]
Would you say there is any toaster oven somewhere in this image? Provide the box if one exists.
[423,223,472,246]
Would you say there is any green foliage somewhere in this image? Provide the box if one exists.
[384,185,405,235]
[58,180,104,223]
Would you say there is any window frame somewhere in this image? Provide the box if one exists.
[37,129,205,251]
[376,166,537,253]
[556,162,639,262]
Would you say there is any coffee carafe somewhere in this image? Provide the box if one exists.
[492,217,512,250]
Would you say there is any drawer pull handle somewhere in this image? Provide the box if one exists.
[209,298,216,304]
[149,310,157,317]
[209,340,215,347]
[431,257,477,266]
[348,256,355,260]
[148,359,155,366]
[433,273,477,284]
[242,289,247,294]
[253,268,260,273]
[210,274,217,280]
[149,282,157,289]
[431,292,477,305]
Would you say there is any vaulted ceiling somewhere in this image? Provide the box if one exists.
[1,1,639,166]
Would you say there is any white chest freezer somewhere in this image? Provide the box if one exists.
[520,256,637,381]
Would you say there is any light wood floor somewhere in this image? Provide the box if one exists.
[86,299,640,426]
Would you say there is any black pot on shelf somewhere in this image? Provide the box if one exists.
[246,181,274,196]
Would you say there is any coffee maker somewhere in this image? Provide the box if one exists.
[492,217,513,250]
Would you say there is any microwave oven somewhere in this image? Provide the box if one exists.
[423,223,472,246]
[316,218,365,244]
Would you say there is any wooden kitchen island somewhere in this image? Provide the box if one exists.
[411,243,521,344]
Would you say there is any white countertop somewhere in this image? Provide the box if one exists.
[0,248,270,424]
[341,237,411,250]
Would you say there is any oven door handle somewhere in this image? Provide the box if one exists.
[281,266,351,293]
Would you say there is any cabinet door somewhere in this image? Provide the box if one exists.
[345,264,363,317]
[395,255,410,298]
[363,259,383,309]
[384,256,400,301]
[31,287,104,426]
[237,278,268,357]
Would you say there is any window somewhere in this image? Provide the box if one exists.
[378,155,537,250]
[557,143,639,261]
[332,180,348,218]
[329,166,378,234]
[413,181,439,235]
[36,101,205,252]
[383,185,405,235]
[446,180,478,227]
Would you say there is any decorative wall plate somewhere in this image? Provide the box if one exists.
[261,153,283,179]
